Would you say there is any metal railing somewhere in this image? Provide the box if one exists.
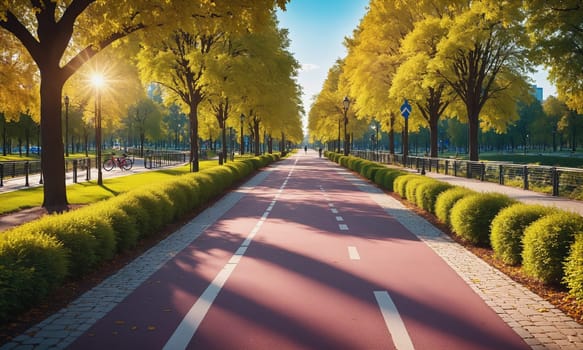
[352,150,583,199]
[143,150,188,169]
[0,158,93,187]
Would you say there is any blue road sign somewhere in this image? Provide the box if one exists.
[401,99,412,119]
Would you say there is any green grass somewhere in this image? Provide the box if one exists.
[0,155,39,161]
[0,160,223,215]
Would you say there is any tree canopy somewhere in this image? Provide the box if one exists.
[0,0,291,211]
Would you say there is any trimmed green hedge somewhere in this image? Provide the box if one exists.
[450,193,516,246]
[394,174,424,200]
[434,187,476,226]
[564,233,583,301]
[416,181,453,214]
[490,204,556,266]
[522,212,583,285]
[0,155,280,324]
[0,231,67,322]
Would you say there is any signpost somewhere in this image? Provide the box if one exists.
[400,99,411,163]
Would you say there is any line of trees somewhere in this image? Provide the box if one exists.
[0,1,303,212]
[308,0,583,160]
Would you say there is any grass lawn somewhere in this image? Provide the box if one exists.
[0,159,222,215]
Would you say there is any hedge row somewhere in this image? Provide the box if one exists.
[0,154,281,323]
[325,151,583,301]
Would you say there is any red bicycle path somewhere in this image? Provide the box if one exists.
[69,152,529,350]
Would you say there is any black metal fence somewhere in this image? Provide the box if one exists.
[0,158,93,187]
[352,150,583,199]
[143,150,188,169]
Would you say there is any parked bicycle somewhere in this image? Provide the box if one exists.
[103,153,133,171]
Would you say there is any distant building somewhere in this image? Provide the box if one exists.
[531,84,543,103]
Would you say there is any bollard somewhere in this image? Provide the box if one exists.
[499,164,504,185]
[523,165,529,190]
[24,161,30,186]
[552,167,559,196]
[480,162,485,181]
[0,163,3,187]
[87,158,91,181]
[73,159,78,183]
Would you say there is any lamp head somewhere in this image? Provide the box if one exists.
[343,96,350,110]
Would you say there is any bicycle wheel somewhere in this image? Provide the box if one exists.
[103,159,115,171]
[122,158,133,170]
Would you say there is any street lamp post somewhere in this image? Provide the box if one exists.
[64,95,69,157]
[240,114,245,156]
[342,96,350,156]
[92,75,104,185]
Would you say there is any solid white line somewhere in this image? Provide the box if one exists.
[163,264,237,350]
[348,246,360,260]
[164,158,298,350]
[374,291,415,350]
[339,224,349,231]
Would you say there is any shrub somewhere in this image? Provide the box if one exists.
[450,193,516,246]
[490,204,555,266]
[0,231,67,322]
[522,212,583,285]
[249,157,262,170]
[383,170,406,192]
[364,165,385,181]
[84,202,139,253]
[405,177,432,206]
[393,174,424,199]
[416,181,453,214]
[374,168,389,187]
[434,187,476,227]
[109,193,151,238]
[564,233,583,301]
[131,189,167,234]
[22,216,102,278]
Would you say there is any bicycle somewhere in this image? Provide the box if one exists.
[103,153,133,171]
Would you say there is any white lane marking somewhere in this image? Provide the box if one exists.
[329,203,335,207]
[163,264,237,350]
[331,208,339,214]
[348,246,360,260]
[374,291,415,350]
[335,216,344,222]
[339,224,349,231]
[164,161,298,350]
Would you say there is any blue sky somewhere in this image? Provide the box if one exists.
[277,0,556,120]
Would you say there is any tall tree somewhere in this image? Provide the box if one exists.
[0,0,287,211]
[525,0,583,113]
[390,16,454,158]
[429,1,532,161]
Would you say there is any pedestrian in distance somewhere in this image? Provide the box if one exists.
[318,147,322,158]
[304,145,307,154]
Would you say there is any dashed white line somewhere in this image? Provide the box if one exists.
[335,216,344,222]
[329,203,335,207]
[374,291,415,350]
[348,246,360,260]
[331,208,339,214]
[339,224,349,231]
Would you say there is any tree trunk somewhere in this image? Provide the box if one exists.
[40,68,68,212]
[468,113,480,161]
[429,117,439,158]
[253,119,261,156]
[189,105,199,172]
